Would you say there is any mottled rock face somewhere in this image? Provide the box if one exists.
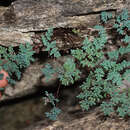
[23,107,130,130]
[1,0,126,32]
[0,0,129,102]
[0,0,128,46]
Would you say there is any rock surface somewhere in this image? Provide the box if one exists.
[23,107,130,130]
[0,1,129,129]
[0,0,129,46]
[0,56,73,101]
[0,0,130,102]
[0,59,43,101]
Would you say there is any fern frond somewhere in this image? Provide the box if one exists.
[113,9,129,35]
[43,91,61,120]
[41,64,56,82]
[0,43,35,84]
[41,28,61,58]
[59,58,81,86]
[100,11,112,23]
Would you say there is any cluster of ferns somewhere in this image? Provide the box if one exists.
[0,9,130,120]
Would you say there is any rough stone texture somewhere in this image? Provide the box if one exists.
[0,0,129,46]
[23,107,130,130]
[0,56,72,101]
[0,6,8,16]
[0,59,43,101]
[0,0,129,101]
[0,30,34,46]
[1,53,129,102]
[0,1,129,129]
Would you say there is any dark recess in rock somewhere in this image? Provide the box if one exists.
[0,0,16,7]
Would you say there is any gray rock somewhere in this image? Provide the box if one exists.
[0,0,129,46]
[1,60,43,101]
[0,56,72,101]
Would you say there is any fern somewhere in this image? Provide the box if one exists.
[41,9,130,119]
[71,49,86,61]
[101,91,130,117]
[94,68,105,82]
[72,25,107,68]
[77,9,130,117]
[100,11,112,23]
[122,69,130,81]
[41,63,56,82]
[122,35,130,43]
[113,9,130,35]
[43,91,61,120]
[118,44,130,55]
[1,9,129,119]
[107,44,130,61]
[45,107,61,121]
[58,58,81,86]
[0,43,35,85]
[42,28,61,58]
[77,71,104,110]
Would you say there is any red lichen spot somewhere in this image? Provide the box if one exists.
[0,69,9,88]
